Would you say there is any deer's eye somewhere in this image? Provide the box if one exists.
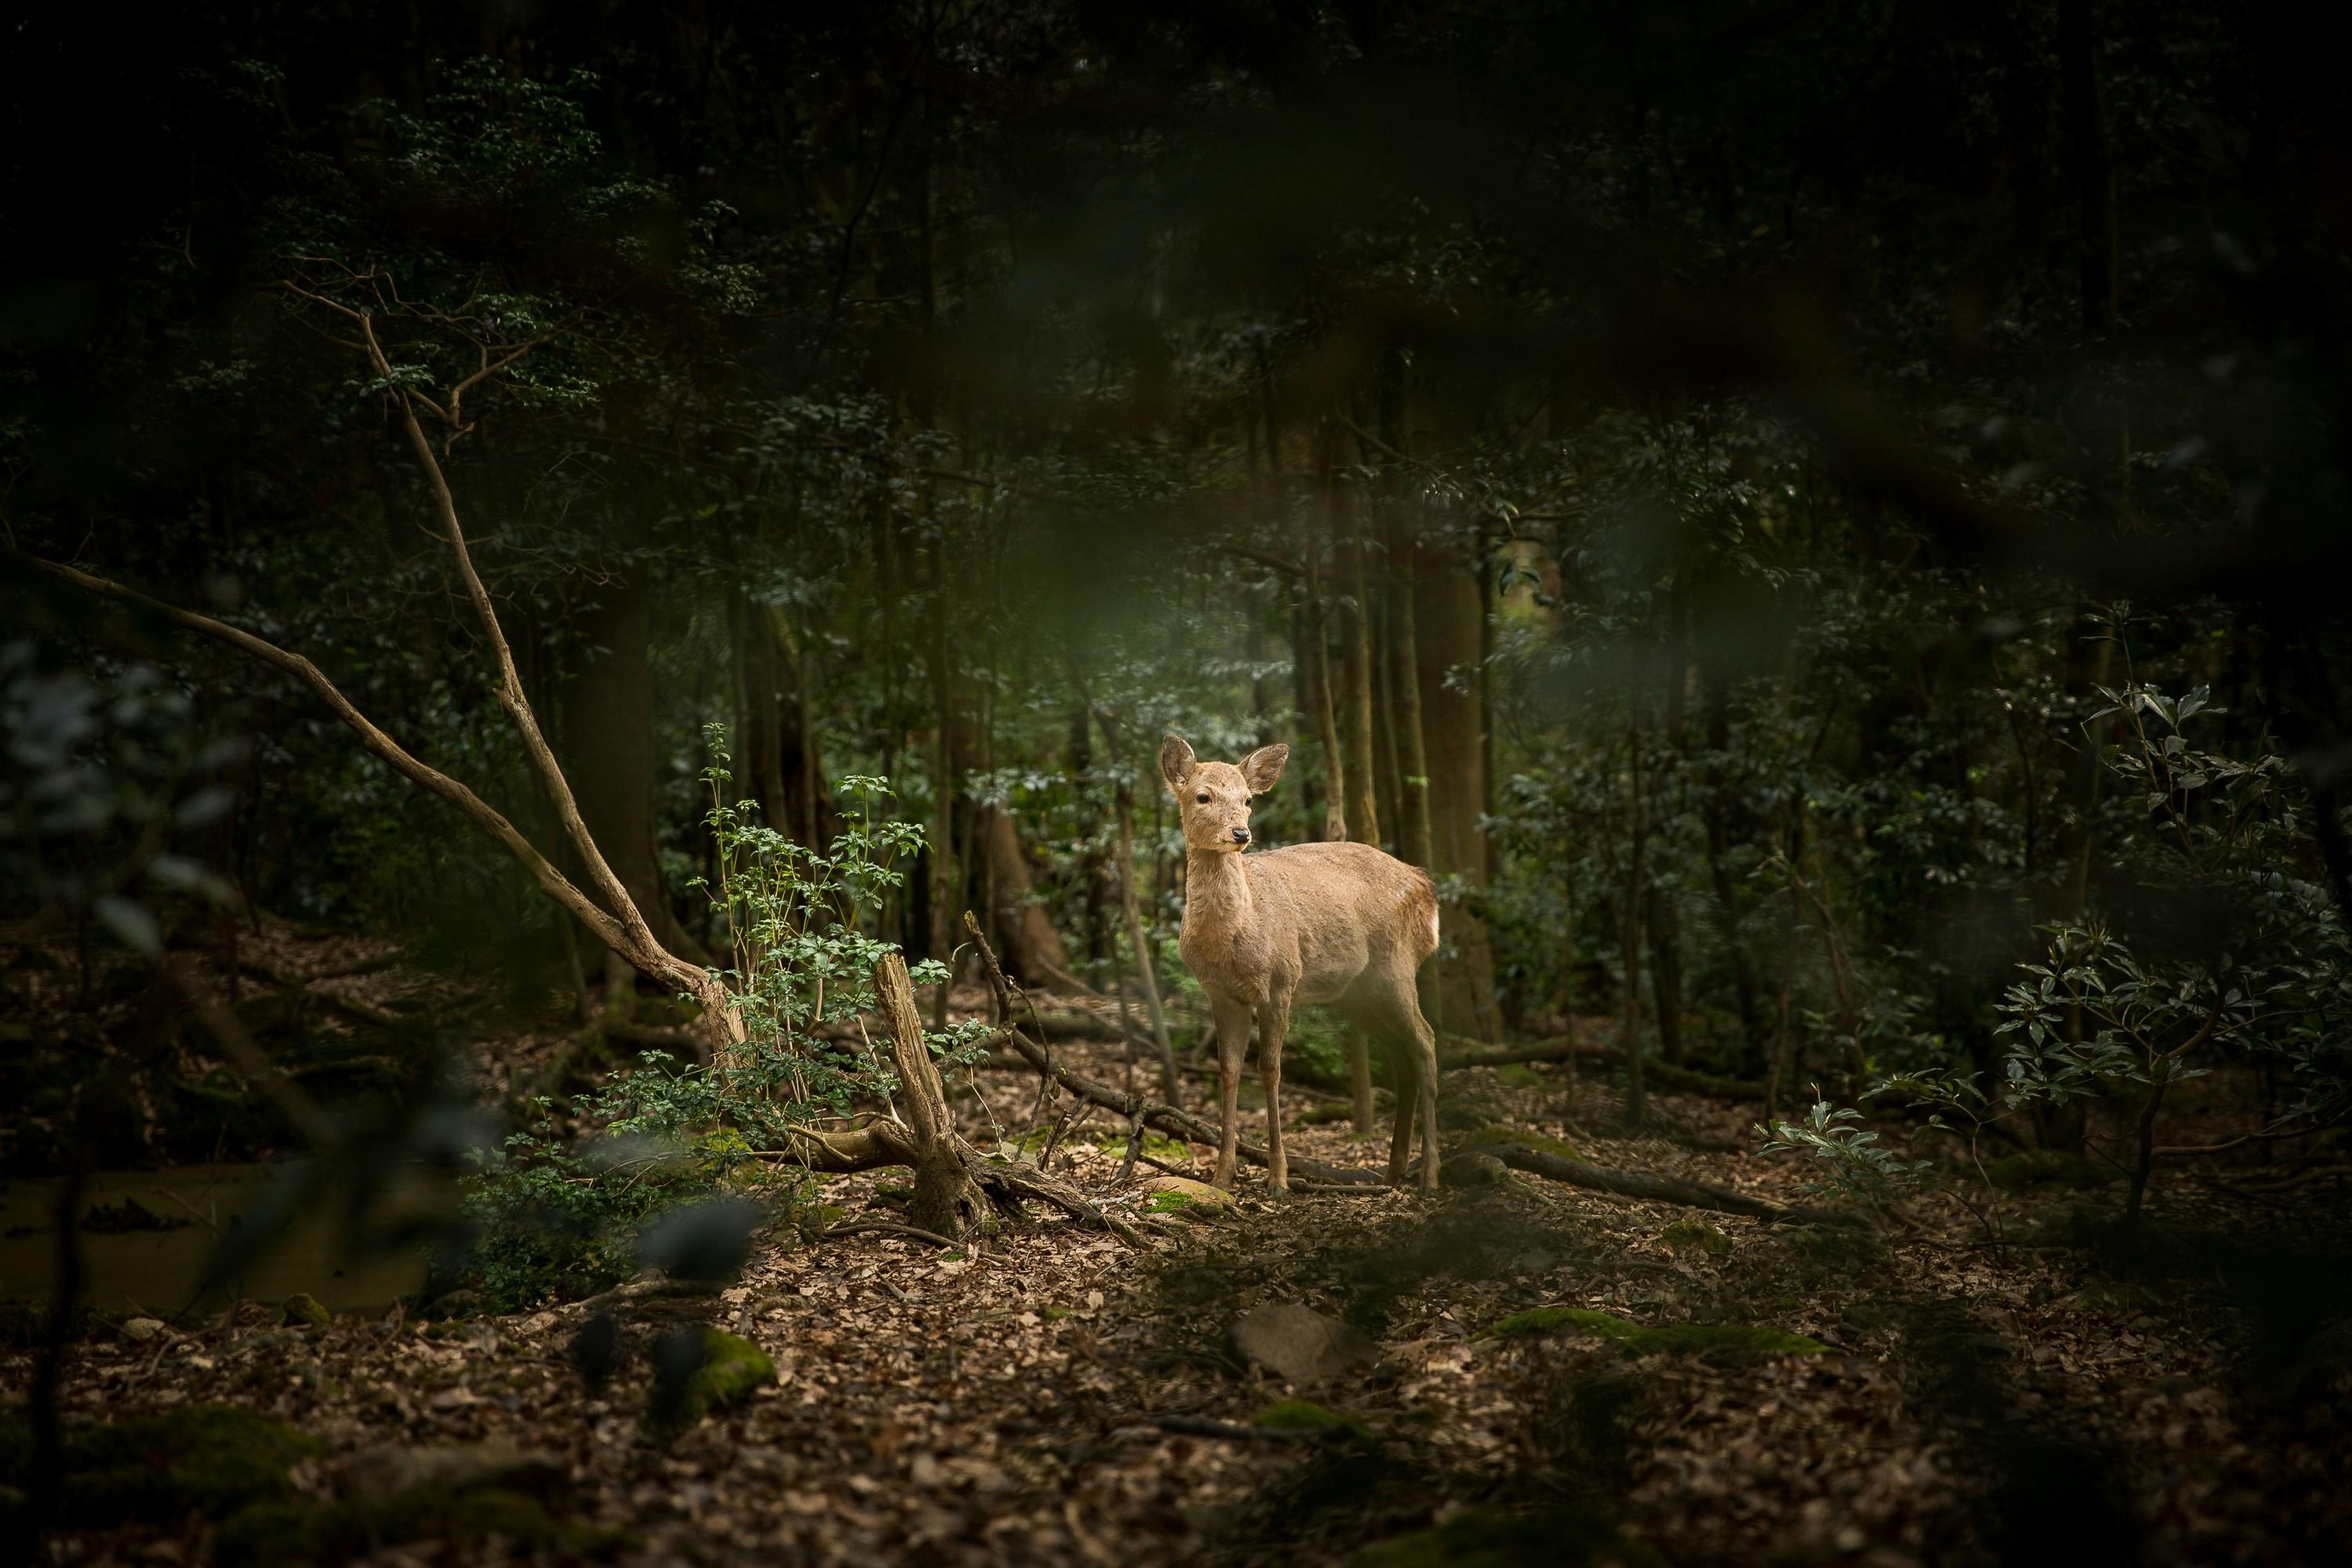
[1196,793,1210,804]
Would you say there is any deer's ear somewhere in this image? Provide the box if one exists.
[1158,734,1197,792]
[1239,743,1290,794]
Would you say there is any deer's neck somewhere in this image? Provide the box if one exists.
[1181,847,1258,946]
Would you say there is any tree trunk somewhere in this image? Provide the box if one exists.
[771,606,831,851]
[1699,655,1766,1069]
[557,572,710,968]
[736,590,789,833]
[2044,0,2127,1156]
[927,541,956,1022]
[2060,0,2119,338]
[2125,1073,2169,1232]
[741,601,834,848]
[1414,535,1500,1036]
[1302,524,1349,844]
[1113,773,1180,1100]
[1373,572,1404,851]
[873,950,991,1241]
[1330,421,1381,847]
[1647,881,1685,1067]
[977,800,1080,991]
[1621,723,1649,1123]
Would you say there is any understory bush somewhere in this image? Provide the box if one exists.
[459,737,993,1308]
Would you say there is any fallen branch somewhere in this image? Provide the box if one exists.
[1148,1414,1341,1443]
[873,951,1142,1247]
[238,956,405,1030]
[1443,1036,1765,1100]
[20,555,637,974]
[1469,1138,1864,1227]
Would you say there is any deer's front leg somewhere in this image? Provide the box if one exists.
[1257,999,1292,1195]
[1210,996,1254,1191]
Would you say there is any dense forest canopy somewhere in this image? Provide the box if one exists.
[4,2,2350,1563]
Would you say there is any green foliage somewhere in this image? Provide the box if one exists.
[459,749,992,1308]
[1754,1101,1931,1208]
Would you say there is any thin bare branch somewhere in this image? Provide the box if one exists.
[18,552,628,955]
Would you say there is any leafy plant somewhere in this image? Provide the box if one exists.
[1754,1098,1931,1209]
[459,735,993,1305]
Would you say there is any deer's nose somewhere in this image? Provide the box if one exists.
[1231,826,1250,844]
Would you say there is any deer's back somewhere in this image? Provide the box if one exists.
[1245,841,1439,1001]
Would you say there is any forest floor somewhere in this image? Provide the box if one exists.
[5,932,2351,1565]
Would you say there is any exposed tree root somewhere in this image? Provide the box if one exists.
[236,956,406,1031]
[1443,1035,1766,1100]
[1463,1135,1864,1227]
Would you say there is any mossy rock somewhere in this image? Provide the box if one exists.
[1461,1124,1585,1162]
[1483,1306,1822,1359]
[1350,1504,1657,1567]
[684,1329,775,1418]
[1253,1399,1368,1440]
[0,1403,323,1530]
[1494,1064,1547,1089]
[1987,1150,2115,1190]
[1661,1221,1734,1258]
[281,1294,331,1330]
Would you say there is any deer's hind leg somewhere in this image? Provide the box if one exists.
[1383,1037,1420,1185]
[1340,982,1422,1189]
[1350,972,1443,1195]
[1404,980,1443,1195]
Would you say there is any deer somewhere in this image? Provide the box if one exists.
[1158,734,1444,1196]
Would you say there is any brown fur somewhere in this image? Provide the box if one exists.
[1159,735,1443,1194]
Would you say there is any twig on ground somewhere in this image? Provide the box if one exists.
[824,1220,964,1249]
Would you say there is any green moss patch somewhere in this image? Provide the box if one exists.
[1494,1064,1548,1089]
[1460,1125,1585,1162]
[684,1328,775,1418]
[1146,1190,1204,1214]
[1252,1399,1369,1439]
[1662,1221,1734,1258]
[1483,1306,1823,1358]
[281,1293,331,1330]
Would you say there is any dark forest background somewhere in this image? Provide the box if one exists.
[9,0,2349,1145]
[4,3,2352,1561]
